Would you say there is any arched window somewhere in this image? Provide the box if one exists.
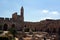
[52,28,56,33]
[3,23,8,31]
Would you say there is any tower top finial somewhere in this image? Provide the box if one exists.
[21,6,23,9]
[20,6,24,17]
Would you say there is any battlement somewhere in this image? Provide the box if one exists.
[46,19,55,21]
[0,17,11,21]
[0,17,4,20]
[5,18,10,21]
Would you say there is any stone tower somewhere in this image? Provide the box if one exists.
[21,6,24,18]
[20,6,24,27]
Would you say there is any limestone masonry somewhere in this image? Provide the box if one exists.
[0,6,60,32]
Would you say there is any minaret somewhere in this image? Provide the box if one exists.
[21,6,24,17]
[20,6,24,28]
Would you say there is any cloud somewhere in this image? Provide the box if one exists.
[51,11,59,14]
[41,10,59,15]
[42,10,49,13]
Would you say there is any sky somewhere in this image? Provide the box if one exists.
[0,0,60,22]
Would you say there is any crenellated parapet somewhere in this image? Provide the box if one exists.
[0,17,12,21]
[5,18,10,21]
[0,17,4,20]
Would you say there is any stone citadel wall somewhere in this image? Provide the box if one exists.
[0,6,60,33]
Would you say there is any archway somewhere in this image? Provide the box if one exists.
[0,24,3,30]
[3,23,8,31]
[24,25,26,27]
[58,28,60,35]
[52,28,56,33]
[12,24,15,28]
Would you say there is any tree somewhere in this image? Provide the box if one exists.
[24,28,29,32]
[0,24,3,34]
[29,29,33,35]
[8,24,17,37]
